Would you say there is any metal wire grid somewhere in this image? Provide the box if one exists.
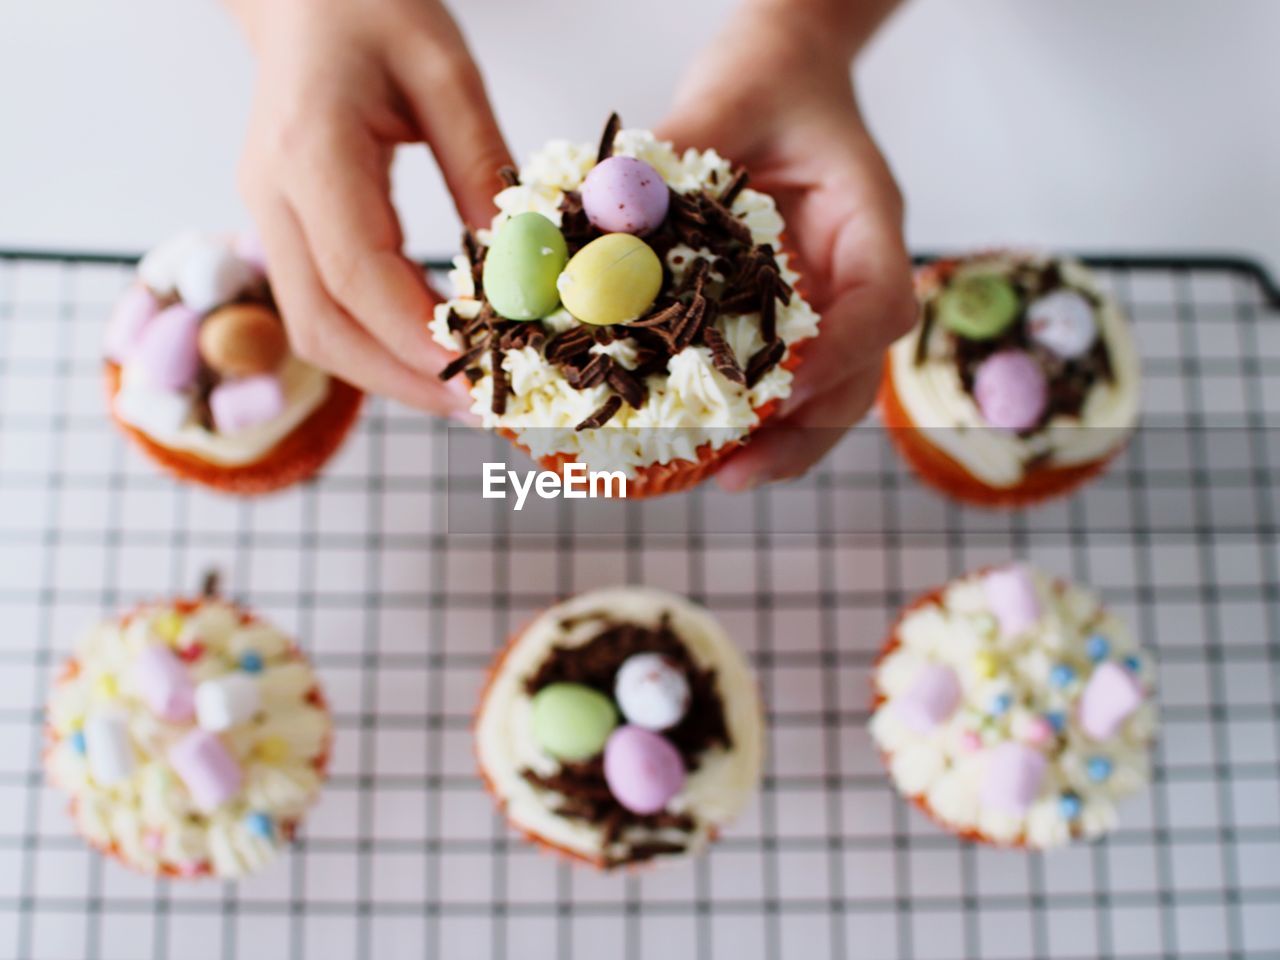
[0,251,1276,960]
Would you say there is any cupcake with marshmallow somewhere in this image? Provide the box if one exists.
[44,593,331,879]
[871,565,1157,849]
[106,231,362,495]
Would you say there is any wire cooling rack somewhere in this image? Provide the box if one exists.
[0,250,1276,960]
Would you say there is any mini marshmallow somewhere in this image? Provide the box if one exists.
[209,375,286,435]
[133,646,195,723]
[1078,661,1144,740]
[105,285,162,363]
[1027,289,1098,360]
[195,673,262,732]
[131,303,203,391]
[113,382,193,438]
[83,710,136,786]
[169,730,243,811]
[614,653,690,731]
[981,742,1047,815]
[894,663,961,733]
[176,241,260,314]
[983,566,1042,638]
[137,231,204,296]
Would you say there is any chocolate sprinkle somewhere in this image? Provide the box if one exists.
[575,394,623,431]
[596,112,622,164]
[497,165,520,188]
[720,168,749,208]
[489,343,509,415]
[746,339,786,388]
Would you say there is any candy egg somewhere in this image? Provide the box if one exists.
[603,725,686,815]
[209,375,286,435]
[131,303,203,391]
[177,242,260,314]
[530,682,617,761]
[937,273,1021,340]
[1027,289,1098,359]
[982,565,1042,637]
[973,349,1048,431]
[614,653,690,731]
[482,212,569,321]
[198,303,289,377]
[581,156,670,235]
[105,285,162,363]
[557,234,663,326]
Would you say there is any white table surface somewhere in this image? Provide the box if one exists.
[1,0,1277,273]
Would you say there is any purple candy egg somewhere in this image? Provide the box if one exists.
[132,303,203,391]
[581,156,670,235]
[210,374,286,435]
[105,285,162,363]
[603,725,686,815]
[973,349,1048,432]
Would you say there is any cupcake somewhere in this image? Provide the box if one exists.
[430,114,820,497]
[475,587,764,868]
[44,594,332,878]
[880,252,1141,508]
[871,565,1157,849]
[105,231,362,495]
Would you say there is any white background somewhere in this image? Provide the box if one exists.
[1,0,1277,273]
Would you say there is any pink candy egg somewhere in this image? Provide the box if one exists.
[209,374,286,435]
[105,285,162,363]
[132,303,203,391]
[982,565,1042,638]
[603,725,686,815]
[973,349,1048,432]
[581,156,670,235]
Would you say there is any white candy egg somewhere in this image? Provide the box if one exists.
[1027,289,1098,359]
[614,653,690,731]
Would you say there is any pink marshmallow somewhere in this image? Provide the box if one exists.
[131,303,202,391]
[169,730,243,811]
[133,646,195,723]
[973,349,1048,432]
[894,663,962,733]
[105,285,162,363]
[983,565,1042,638]
[1078,661,1144,740]
[981,742,1047,815]
[209,375,285,435]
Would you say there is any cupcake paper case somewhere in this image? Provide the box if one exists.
[881,252,1141,508]
[871,566,1157,850]
[44,597,332,879]
[431,115,820,498]
[475,587,764,868]
[105,231,362,495]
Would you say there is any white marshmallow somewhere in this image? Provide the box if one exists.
[137,231,204,296]
[113,381,193,439]
[614,653,691,731]
[84,710,136,786]
[176,242,259,314]
[195,674,262,732]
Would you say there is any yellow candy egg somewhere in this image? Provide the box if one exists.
[556,234,662,326]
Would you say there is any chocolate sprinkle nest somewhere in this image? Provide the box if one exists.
[438,115,794,428]
[519,612,732,866]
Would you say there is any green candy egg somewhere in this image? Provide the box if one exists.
[530,682,617,761]
[936,273,1021,340]
[556,233,663,326]
[482,213,569,321]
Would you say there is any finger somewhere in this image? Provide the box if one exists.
[248,190,470,416]
[716,369,881,492]
[281,115,450,377]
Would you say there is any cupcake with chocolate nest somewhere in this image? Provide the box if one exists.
[880,252,1140,508]
[105,231,362,495]
[430,114,820,497]
[871,565,1157,849]
[44,589,332,878]
[475,587,764,868]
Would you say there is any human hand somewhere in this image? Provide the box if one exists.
[229,0,510,413]
[658,0,916,491]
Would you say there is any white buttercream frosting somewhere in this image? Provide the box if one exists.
[46,601,330,878]
[888,255,1141,488]
[475,587,763,864]
[870,569,1157,849]
[429,130,820,475]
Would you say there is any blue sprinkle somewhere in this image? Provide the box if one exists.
[1087,756,1114,782]
[989,693,1013,716]
[1059,793,1082,820]
[244,812,274,839]
[1049,664,1077,689]
[1086,635,1111,662]
[239,651,264,674]
[1045,711,1067,733]
[1124,655,1141,673]
[70,731,87,755]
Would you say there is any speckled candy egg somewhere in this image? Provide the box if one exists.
[972,349,1048,431]
[614,653,690,731]
[557,234,663,326]
[603,725,686,815]
[581,156,670,235]
[482,212,569,321]
[530,682,617,761]
[1027,289,1098,359]
[198,303,289,378]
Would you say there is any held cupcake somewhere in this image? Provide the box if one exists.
[880,253,1141,508]
[475,587,764,868]
[871,565,1157,849]
[105,231,362,495]
[44,593,332,878]
[430,114,820,497]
